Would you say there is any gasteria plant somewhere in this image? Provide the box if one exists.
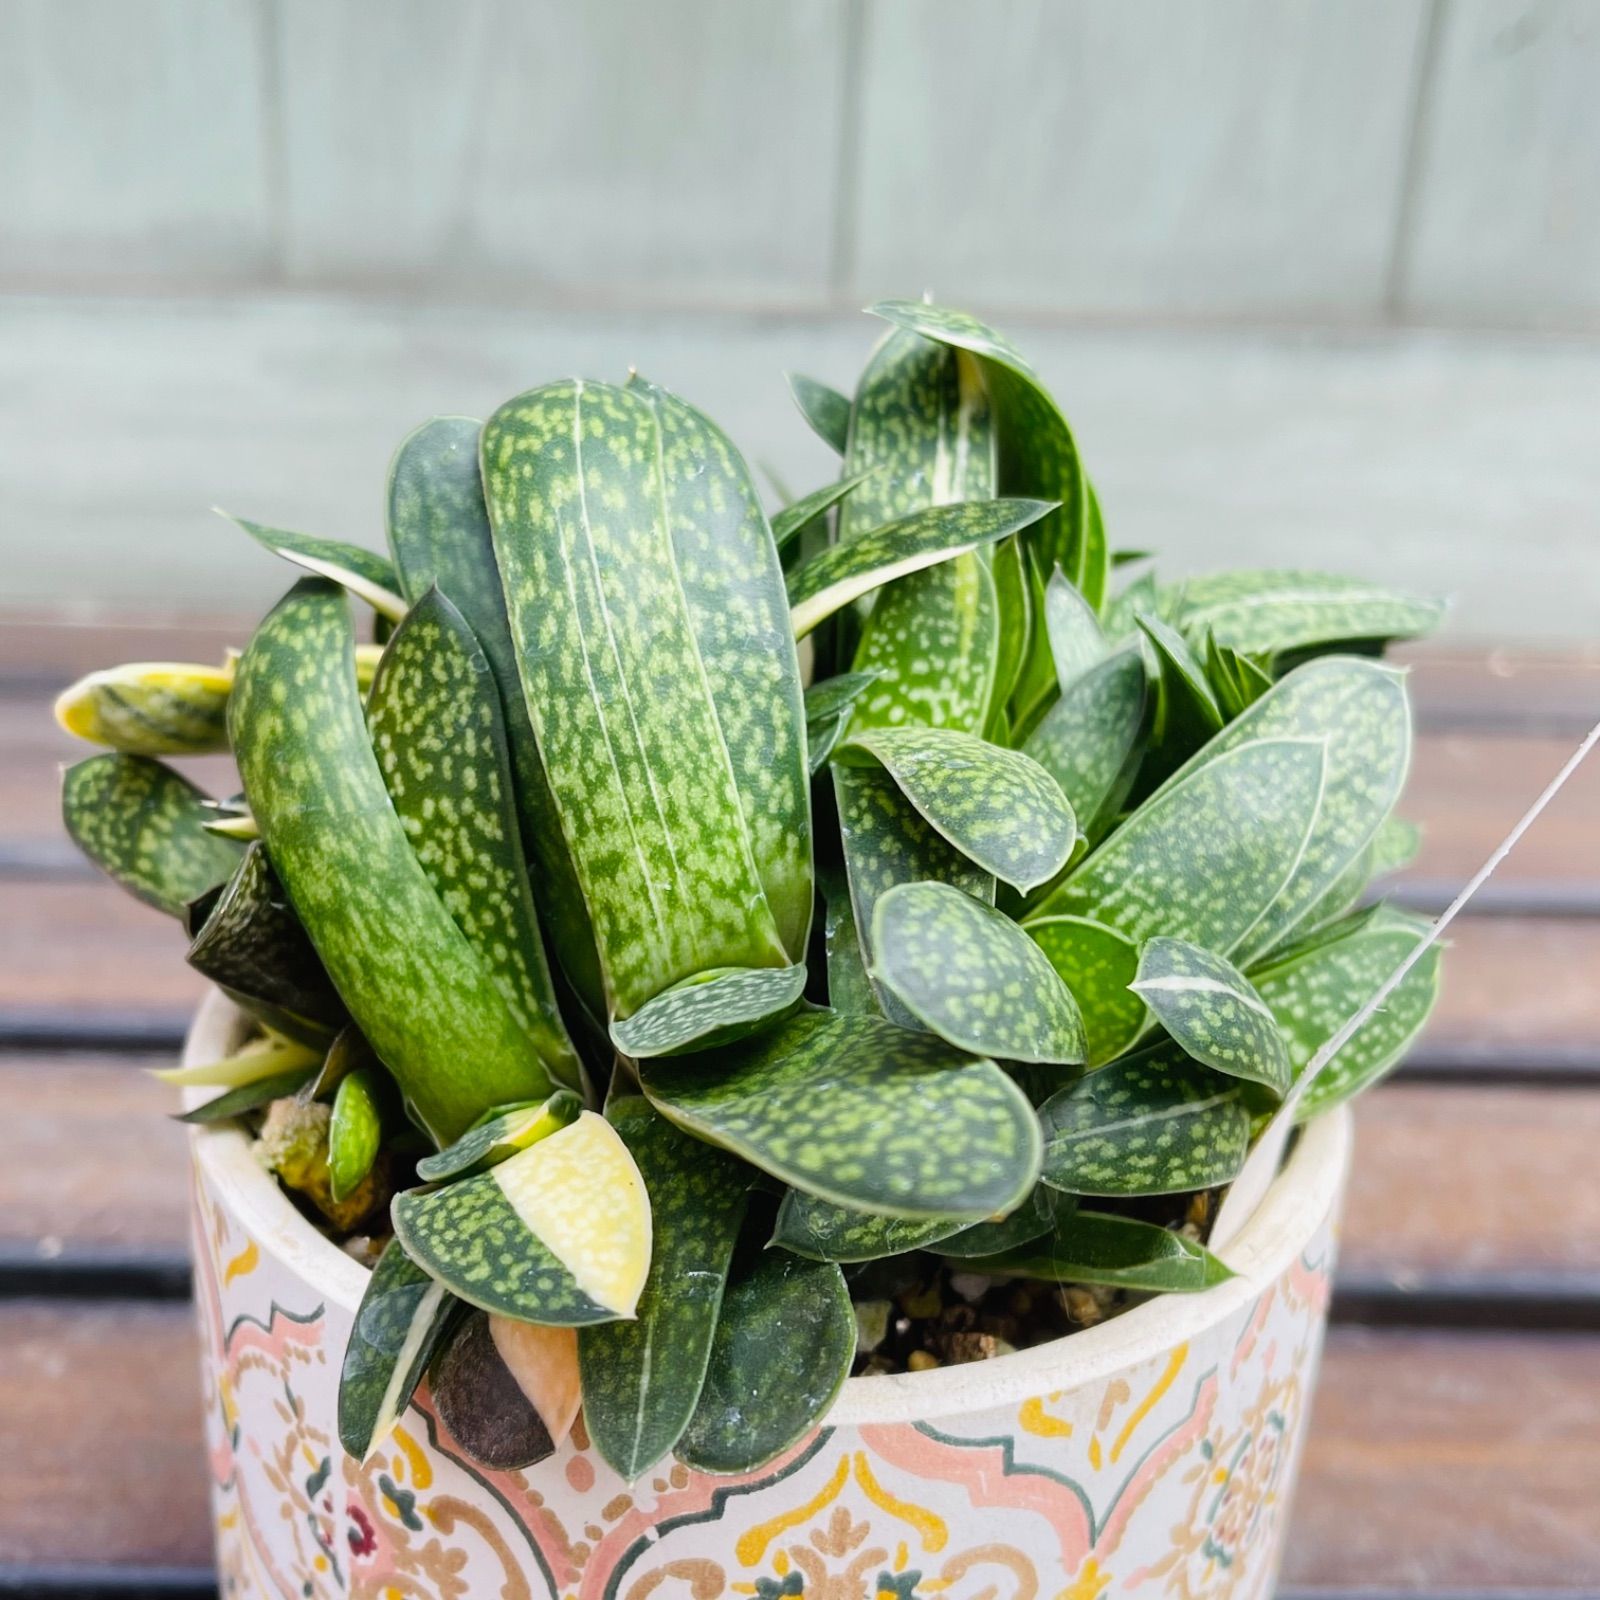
[58,299,1445,1482]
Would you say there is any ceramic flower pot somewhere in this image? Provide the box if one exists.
[187,990,1350,1600]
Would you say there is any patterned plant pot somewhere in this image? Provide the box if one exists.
[188,990,1351,1600]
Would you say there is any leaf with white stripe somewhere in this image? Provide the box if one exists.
[771,469,875,550]
[222,513,406,620]
[55,660,233,756]
[1132,937,1291,1098]
[610,964,809,1059]
[961,1208,1233,1292]
[1038,1047,1251,1197]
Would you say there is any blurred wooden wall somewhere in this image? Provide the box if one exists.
[2,0,1597,328]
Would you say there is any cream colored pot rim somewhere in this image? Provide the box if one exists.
[185,989,1350,1430]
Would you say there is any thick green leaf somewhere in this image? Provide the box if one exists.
[805,673,881,775]
[1045,569,1108,690]
[176,1065,317,1124]
[329,1067,384,1203]
[1027,736,1327,960]
[771,1191,966,1263]
[1179,658,1413,964]
[186,843,347,1043]
[821,864,877,1017]
[1023,645,1148,845]
[54,660,233,755]
[838,725,1077,893]
[833,764,995,1027]
[482,380,796,1016]
[338,1238,459,1459]
[386,413,603,1017]
[367,587,582,1090]
[1138,612,1224,785]
[229,579,550,1143]
[153,1031,320,1090]
[786,372,851,454]
[869,301,1105,611]
[840,325,999,735]
[676,1250,854,1475]
[771,469,875,550]
[392,1110,651,1324]
[414,1091,582,1183]
[643,1009,1041,1220]
[610,964,808,1058]
[1038,1046,1250,1197]
[1173,570,1445,657]
[987,536,1031,737]
[1007,546,1059,739]
[965,1209,1233,1293]
[580,1098,749,1481]
[1252,905,1441,1118]
[63,754,242,918]
[1204,633,1274,720]
[939,1184,1066,1259]
[1025,916,1145,1067]
[788,498,1052,640]
[1103,569,1161,642]
[1132,938,1291,1097]
[872,881,1085,1065]
[850,552,1000,734]
[631,375,814,961]
[223,513,406,620]
[1370,815,1423,877]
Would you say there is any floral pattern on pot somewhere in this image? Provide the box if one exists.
[191,1125,1339,1600]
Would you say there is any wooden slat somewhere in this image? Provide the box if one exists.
[1398,0,1600,328]
[1395,645,1600,735]
[851,0,1429,319]
[10,1059,1599,1322]
[2,1306,1595,1587]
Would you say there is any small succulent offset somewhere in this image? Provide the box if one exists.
[59,299,1445,1481]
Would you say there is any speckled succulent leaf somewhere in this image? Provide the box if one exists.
[610,964,809,1059]
[868,301,1102,610]
[1171,570,1445,657]
[1028,736,1328,961]
[629,375,814,962]
[771,469,876,550]
[987,536,1031,737]
[152,1031,320,1089]
[1170,658,1413,964]
[186,843,347,1039]
[1103,569,1161,643]
[367,588,582,1090]
[338,1238,459,1460]
[1370,815,1422,877]
[1025,916,1146,1068]
[676,1250,854,1476]
[414,1091,582,1183]
[580,1098,750,1481]
[1045,569,1108,692]
[385,413,604,1018]
[964,1209,1233,1292]
[938,1184,1067,1259]
[1204,633,1274,720]
[176,1065,318,1124]
[54,660,233,755]
[642,1009,1041,1220]
[222,512,406,620]
[1138,612,1224,784]
[1038,1046,1250,1197]
[1007,547,1059,739]
[806,708,854,774]
[328,1068,384,1203]
[837,326,997,543]
[392,1111,651,1324]
[771,1190,967,1263]
[786,372,851,454]
[1023,645,1149,846]
[787,498,1051,639]
[481,380,793,1016]
[229,580,549,1143]
[821,864,878,1017]
[1251,905,1441,1119]
[1132,938,1292,1098]
[62,754,242,918]
[806,672,881,726]
[833,765,994,1027]
[872,881,1086,1065]
[836,725,1077,893]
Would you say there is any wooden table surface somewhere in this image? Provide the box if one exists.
[2,618,1598,1599]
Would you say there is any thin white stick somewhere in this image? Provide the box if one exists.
[1212,712,1600,1251]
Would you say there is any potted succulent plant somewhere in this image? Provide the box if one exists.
[58,300,1444,1600]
